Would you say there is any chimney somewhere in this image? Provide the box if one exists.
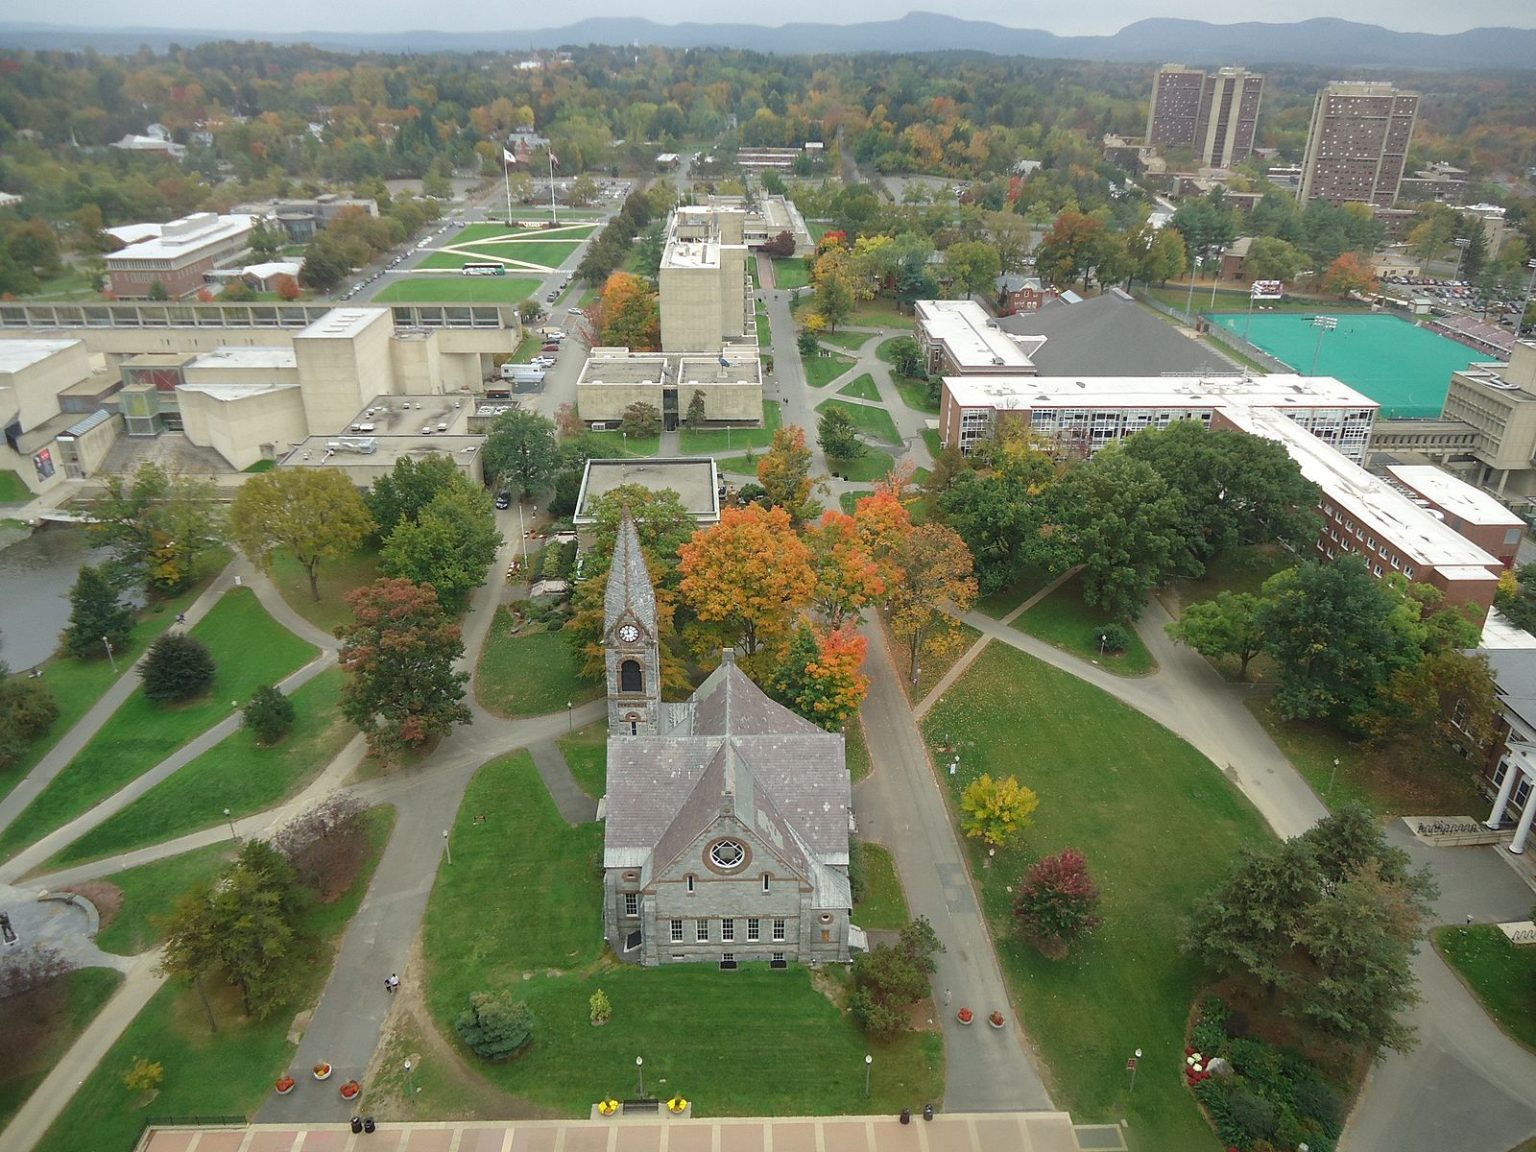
[721,647,736,666]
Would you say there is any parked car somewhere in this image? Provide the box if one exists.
[495,490,512,509]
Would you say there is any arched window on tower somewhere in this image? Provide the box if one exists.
[620,659,643,694]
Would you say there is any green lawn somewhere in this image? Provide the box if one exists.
[0,553,230,810]
[1013,574,1156,676]
[772,258,810,289]
[241,459,275,473]
[0,967,123,1134]
[559,721,607,800]
[373,277,540,304]
[975,568,1055,619]
[424,753,943,1116]
[1435,925,1536,1053]
[267,547,382,636]
[803,349,855,389]
[418,240,584,270]
[891,374,939,413]
[837,373,881,401]
[846,716,871,783]
[852,841,909,932]
[716,455,761,478]
[32,807,394,1152]
[923,644,1269,1149]
[921,428,943,458]
[89,842,236,955]
[815,398,901,445]
[828,447,896,483]
[839,490,875,515]
[0,589,318,862]
[874,333,917,365]
[850,298,914,327]
[476,617,602,718]
[1168,544,1293,612]
[51,669,351,866]
[452,221,599,245]
[585,428,661,457]
[821,330,874,352]
[678,400,782,454]
[755,312,772,347]
[0,470,32,501]
[884,614,983,705]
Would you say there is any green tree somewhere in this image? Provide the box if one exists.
[1353,648,1499,770]
[812,247,855,331]
[140,632,216,703]
[338,578,470,762]
[817,405,865,462]
[1013,848,1102,959]
[886,335,925,379]
[160,880,224,1032]
[1242,237,1307,284]
[1460,217,1488,282]
[944,239,1002,298]
[620,401,662,438]
[89,461,225,596]
[685,389,707,429]
[1165,591,1266,679]
[1134,224,1188,286]
[380,485,502,614]
[366,453,464,541]
[242,684,296,745]
[63,564,136,661]
[247,220,284,260]
[482,409,559,497]
[767,622,868,729]
[0,658,58,771]
[456,991,535,1061]
[231,468,374,601]
[937,435,1061,595]
[959,773,1039,849]
[756,425,822,526]
[850,915,943,1038]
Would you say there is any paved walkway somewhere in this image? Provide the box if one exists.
[853,620,1053,1112]
[529,740,598,824]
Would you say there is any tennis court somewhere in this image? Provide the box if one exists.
[1208,312,1489,419]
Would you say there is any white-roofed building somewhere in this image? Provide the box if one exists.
[104,212,256,299]
[1385,464,1525,570]
[915,299,1037,377]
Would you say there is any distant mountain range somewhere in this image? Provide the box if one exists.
[3,13,1535,70]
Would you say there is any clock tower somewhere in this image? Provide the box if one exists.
[603,512,661,737]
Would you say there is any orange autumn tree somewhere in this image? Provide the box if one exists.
[852,483,915,592]
[805,509,886,626]
[1320,252,1377,299]
[598,271,660,350]
[887,522,979,684]
[769,622,869,729]
[678,503,815,671]
[756,425,822,526]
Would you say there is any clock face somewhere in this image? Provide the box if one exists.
[618,624,640,644]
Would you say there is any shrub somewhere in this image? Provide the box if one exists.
[0,672,59,770]
[849,986,907,1039]
[1012,847,1102,958]
[123,1056,164,1093]
[1225,1089,1279,1146]
[1191,995,1227,1054]
[243,684,296,745]
[589,988,612,1025]
[1094,623,1132,654]
[456,991,534,1061]
[140,632,215,702]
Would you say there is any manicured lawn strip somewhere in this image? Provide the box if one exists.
[52,669,350,866]
[678,400,782,454]
[1013,574,1155,676]
[449,222,599,246]
[585,429,661,457]
[756,313,772,347]
[559,721,607,800]
[1435,925,1536,1053]
[837,373,881,401]
[374,277,540,304]
[425,754,942,1116]
[0,469,31,501]
[822,330,874,351]
[891,374,939,413]
[1245,698,1485,818]
[839,490,875,515]
[31,807,394,1152]
[267,546,382,635]
[853,841,909,931]
[803,350,855,389]
[476,618,601,719]
[772,258,810,289]
[829,448,896,483]
[0,556,228,809]
[975,568,1053,619]
[846,715,871,783]
[815,398,901,445]
[921,428,942,458]
[89,842,236,955]
[0,967,123,1134]
[922,645,1265,1148]
[418,239,586,269]
[850,298,915,327]
[716,455,760,477]
[0,589,318,861]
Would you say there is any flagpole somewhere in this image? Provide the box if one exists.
[504,151,514,227]
[548,151,558,225]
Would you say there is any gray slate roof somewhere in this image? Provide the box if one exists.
[1481,647,1536,735]
[999,289,1236,377]
[603,512,657,635]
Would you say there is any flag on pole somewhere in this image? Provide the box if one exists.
[548,149,559,168]
[502,147,517,166]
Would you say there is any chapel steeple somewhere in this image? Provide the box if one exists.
[604,512,661,736]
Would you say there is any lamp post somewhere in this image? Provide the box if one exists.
[102,635,117,673]
[635,1056,645,1097]
[224,807,238,841]
[1309,315,1338,375]
[567,700,574,732]
[442,829,452,866]
[1184,253,1199,323]
[1129,1047,1142,1094]
[864,1053,873,1097]
[1328,757,1340,797]
[405,1058,414,1095]
[1209,246,1225,308]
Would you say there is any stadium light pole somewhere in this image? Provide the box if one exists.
[1521,259,1536,338]
[1451,237,1470,282]
[1310,315,1338,375]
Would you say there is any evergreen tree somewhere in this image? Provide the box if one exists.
[63,564,135,661]
[140,632,216,703]
[243,684,296,745]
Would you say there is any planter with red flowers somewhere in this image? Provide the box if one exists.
[312,1062,332,1081]
[988,1010,1006,1029]
[274,1076,296,1096]
[339,1079,361,1101]
[956,1007,974,1025]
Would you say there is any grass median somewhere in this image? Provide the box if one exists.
[815,398,901,445]
[475,617,601,719]
[922,643,1269,1151]
[0,589,317,862]
[1012,573,1155,676]
[86,842,236,955]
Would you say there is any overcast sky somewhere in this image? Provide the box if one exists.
[6,1,1532,36]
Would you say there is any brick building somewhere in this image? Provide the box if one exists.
[1298,82,1419,207]
[104,213,256,299]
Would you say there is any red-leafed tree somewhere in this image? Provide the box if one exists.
[337,578,470,763]
[1321,251,1377,299]
[1013,848,1103,959]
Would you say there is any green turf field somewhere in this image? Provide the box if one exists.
[417,239,587,271]
[1208,312,1487,419]
[373,277,541,304]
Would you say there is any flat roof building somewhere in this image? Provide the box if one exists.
[939,372,1378,460]
[1146,65,1264,169]
[1385,463,1525,570]
[104,212,256,299]
[574,457,722,527]
[915,300,1037,377]
[1299,81,1419,207]
[659,206,751,355]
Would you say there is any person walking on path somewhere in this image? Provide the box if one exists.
[385,973,398,994]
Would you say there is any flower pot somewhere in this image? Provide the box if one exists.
[956,1009,974,1025]
[988,1013,1006,1029]
[339,1080,361,1100]
[312,1064,332,1081]
[275,1078,295,1096]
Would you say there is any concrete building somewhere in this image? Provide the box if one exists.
[280,394,482,486]
[659,206,751,353]
[291,309,397,435]
[1478,645,1536,854]
[1439,342,1536,497]
[1399,162,1470,207]
[938,371,1378,460]
[1220,404,1500,622]
[574,350,763,431]
[1385,464,1525,570]
[915,299,1038,378]
[52,409,123,480]
[104,213,256,299]
[1298,81,1419,207]
[574,458,722,528]
[177,348,306,471]
[230,194,378,243]
[600,515,856,967]
[0,339,99,492]
[1146,65,1263,169]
